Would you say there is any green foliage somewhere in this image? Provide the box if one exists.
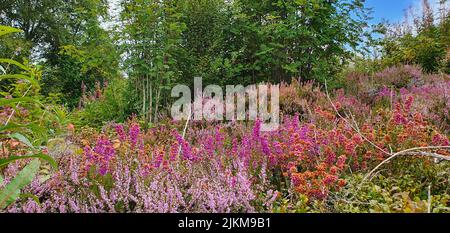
[0,159,41,209]
[117,0,370,124]
[1,0,371,121]
[379,12,449,73]
[120,0,186,124]
[175,0,231,84]
[0,26,31,68]
[0,25,58,209]
[1,0,120,108]
[0,58,31,72]
[227,0,370,84]
[0,26,22,37]
[0,154,57,169]
[333,163,450,213]
[74,78,130,128]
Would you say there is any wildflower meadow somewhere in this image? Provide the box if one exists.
[0,0,449,215]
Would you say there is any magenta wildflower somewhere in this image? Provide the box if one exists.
[84,136,116,175]
[174,131,194,161]
[129,123,140,147]
[252,119,261,139]
[115,124,127,141]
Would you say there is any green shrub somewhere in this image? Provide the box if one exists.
[73,78,129,128]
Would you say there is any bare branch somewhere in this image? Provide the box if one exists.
[362,146,450,183]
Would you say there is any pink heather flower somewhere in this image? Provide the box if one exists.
[115,124,127,141]
[84,136,116,176]
[326,150,337,164]
[404,95,414,111]
[432,134,449,146]
[336,155,346,169]
[299,125,310,140]
[169,143,179,161]
[252,119,261,139]
[153,150,164,168]
[68,157,79,184]
[265,190,279,210]
[393,105,408,125]
[260,135,270,156]
[68,199,80,213]
[231,138,238,156]
[23,200,42,213]
[204,135,215,156]
[94,137,115,160]
[399,88,409,96]
[174,131,194,161]
[129,123,140,147]
[84,145,93,160]
[323,174,338,185]
[378,86,392,98]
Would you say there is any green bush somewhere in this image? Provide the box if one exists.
[331,160,450,213]
[73,78,129,128]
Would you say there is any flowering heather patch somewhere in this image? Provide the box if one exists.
[341,65,449,133]
[3,122,266,213]
[376,79,450,133]
[373,65,423,88]
[6,97,448,213]
[84,136,115,175]
[1,66,449,213]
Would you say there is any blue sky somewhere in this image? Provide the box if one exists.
[365,0,417,24]
[365,0,446,25]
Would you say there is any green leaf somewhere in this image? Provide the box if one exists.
[8,132,34,148]
[0,154,57,169]
[0,123,45,138]
[0,159,40,209]
[0,97,40,107]
[0,175,3,185]
[0,59,30,71]
[0,74,39,87]
[0,26,22,37]
[19,193,41,206]
[0,123,29,133]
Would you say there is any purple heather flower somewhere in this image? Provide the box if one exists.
[252,119,261,139]
[115,124,127,141]
[129,123,140,147]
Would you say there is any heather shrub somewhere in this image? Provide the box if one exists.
[373,75,450,133]
[2,64,449,213]
[3,121,271,213]
[343,64,449,133]
[279,80,325,119]
[343,65,423,102]
[373,65,423,88]
[265,97,448,202]
[3,85,449,213]
[3,88,449,213]
[341,71,374,102]
[279,80,307,116]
